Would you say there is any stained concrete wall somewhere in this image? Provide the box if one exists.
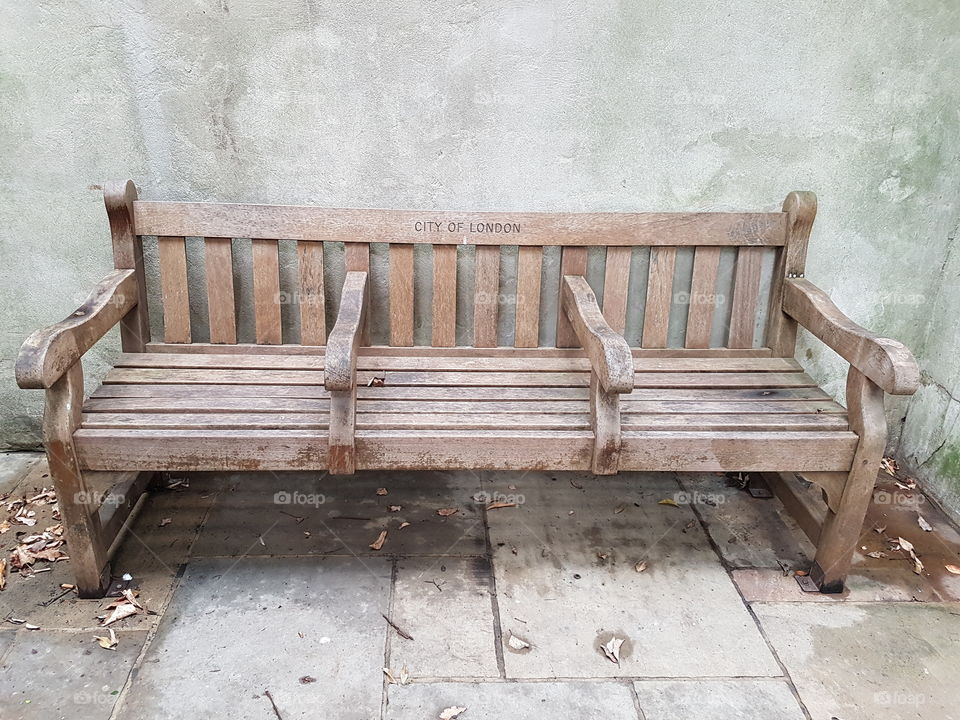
[1,2,959,514]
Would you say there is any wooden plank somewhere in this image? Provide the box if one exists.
[325,272,367,473]
[641,246,676,348]
[144,341,776,358]
[620,431,858,472]
[297,241,326,345]
[685,246,721,349]
[728,246,764,348]
[115,352,802,373]
[620,413,849,430]
[105,368,323,385]
[767,191,817,355]
[134,202,788,246]
[555,247,588,347]
[157,236,191,343]
[344,242,369,272]
[104,180,150,352]
[204,237,237,344]
[514,246,543,347]
[389,244,415,346]
[251,239,282,344]
[473,245,500,347]
[76,429,327,471]
[431,245,457,347]
[602,246,632,334]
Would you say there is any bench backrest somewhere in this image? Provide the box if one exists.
[105,181,815,356]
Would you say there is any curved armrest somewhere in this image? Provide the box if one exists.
[783,278,919,395]
[325,271,368,391]
[561,275,634,393]
[16,269,138,389]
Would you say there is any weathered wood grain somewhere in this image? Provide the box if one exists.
[157,236,191,343]
[204,237,237,344]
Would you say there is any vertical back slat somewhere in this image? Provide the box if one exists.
[685,246,721,349]
[514,246,543,347]
[431,245,457,347]
[389,244,415,346]
[344,242,369,272]
[601,246,632,334]
[641,246,677,348]
[555,247,588,347]
[728,246,764,348]
[157,236,191,343]
[252,239,282,344]
[297,242,325,345]
[473,245,500,347]
[204,237,236,344]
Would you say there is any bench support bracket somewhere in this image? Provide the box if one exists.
[589,372,621,474]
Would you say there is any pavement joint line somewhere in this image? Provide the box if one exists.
[628,678,647,720]
[382,674,789,683]
[106,473,223,720]
[381,557,399,720]
[186,552,490,559]
[480,501,507,679]
[677,473,815,720]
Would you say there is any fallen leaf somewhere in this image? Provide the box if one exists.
[102,602,138,626]
[880,456,899,476]
[159,518,172,527]
[945,564,960,575]
[486,502,516,510]
[0,558,6,591]
[94,628,118,650]
[382,667,397,684]
[634,561,648,573]
[399,665,409,685]
[866,551,887,559]
[24,623,40,630]
[0,520,10,534]
[399,522,411,529]
[299,675,316,684]
[658,499,679,507]
[388,505,402,512]
[439,707,467,720]
[874,526,886,534]
[614,504,626,514]
[368,376,385,387]
[898,537,915,553]
[918,516,933,532]
[436,508,459,517]
[369,530,388,551]
[601,636,624,665]
[507,633,530,650]
[914,556,925,575]
[121,589,145,611]
[376,488,388,496]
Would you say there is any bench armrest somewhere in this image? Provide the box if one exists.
[324,271,368,391]
[783,278,919,395]
[561,275,634,393]
[16,269,138,390]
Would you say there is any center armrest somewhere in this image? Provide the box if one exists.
[324,271,368,391]
[561,275,634,393]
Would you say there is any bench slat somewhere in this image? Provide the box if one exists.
[204,237,237,344]
[157,236,191,343]
[297,241,325,345]
[685,246,721,349]
[431,245,457,347]
[602,247,632,334]
[473,245,500,347]
[728,246,764,347]
[252,239,282,344]
[641,247,676,348]
[555,247,588,347]
[389,243,415,346]
[514,246,543,348]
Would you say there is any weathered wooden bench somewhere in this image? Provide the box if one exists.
[16,181,919,597]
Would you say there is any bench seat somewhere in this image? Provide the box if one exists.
[73,351,856,473]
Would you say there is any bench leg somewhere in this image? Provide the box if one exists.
[44,364,111,598]
[328,386,357,475]
[810,367,885,593]
[589,373,622,475]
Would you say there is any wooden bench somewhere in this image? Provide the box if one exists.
[16,181,919,597]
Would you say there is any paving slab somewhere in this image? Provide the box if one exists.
[390,557,499,678]
[633,679,806,719]
[754,602,960,720]
[487,471,781,678]
[733,567,942,602]
[115,556,391,720]
[0,451,42,495]
[386,680,639,719]
[0,629,147,720]
[191,470,485,558]
[678,473,814,569]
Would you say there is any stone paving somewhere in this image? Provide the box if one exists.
[2,451,959,720]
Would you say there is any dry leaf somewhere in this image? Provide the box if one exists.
[94,628,118,650]
[369,530,388,551]
[913,556,925,575]
[376,488,388,496]
[399,522,411,529]
[658,499,679,507]
[866,551,886,559]
[874,526,886,534]
[388,505,402,512]
[102,602,138,626]
[399,665,409,685]
[880,456,899,475]
[898,537,915,553]
[614,504,626,514]
[159,518,172,527]
[382,667,397,684]
[121,588,145,611]
[0,558,6,591]
[507,633,530,650]
[439,707,467,720]
[634,561,648,573]
[918,516,933,532]
[486,502,516,510]
[368,376,385,387]
[436,508,459,517]
[601,636,624,665]
[945,564,960,575]
[0,520,10,534]
[24,623,40,630]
